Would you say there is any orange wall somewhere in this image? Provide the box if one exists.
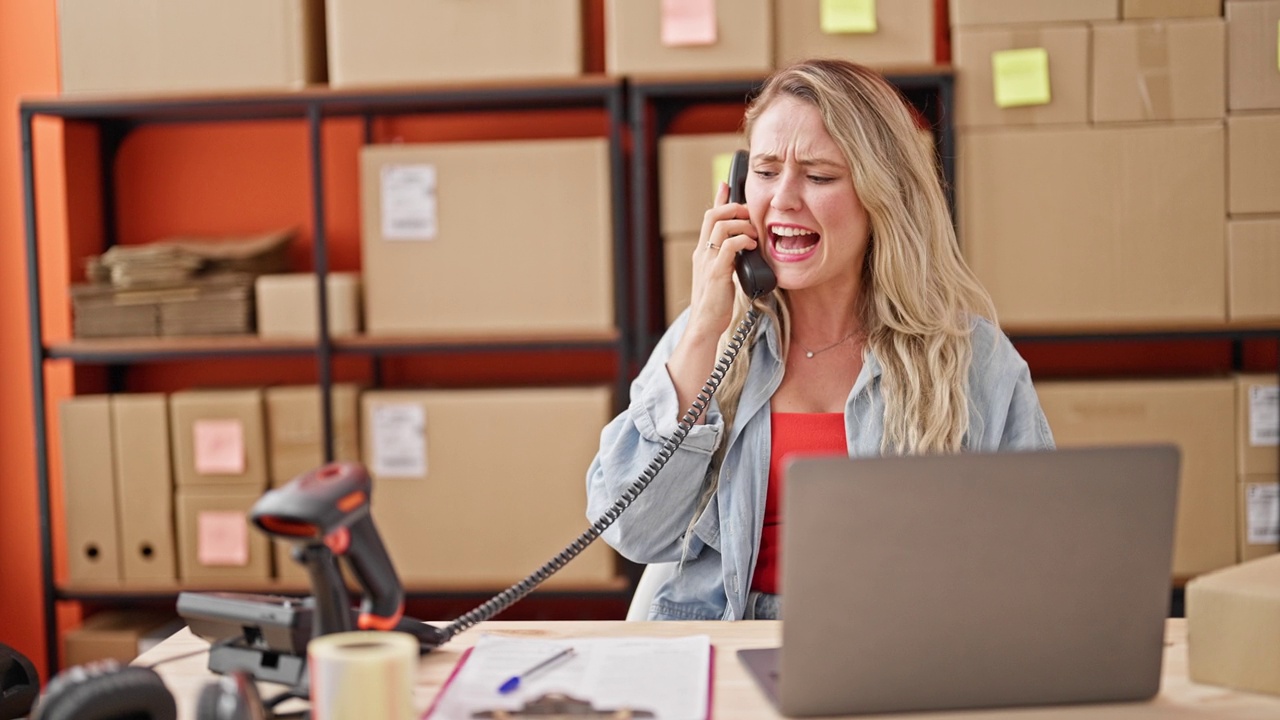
[0,0,63,673]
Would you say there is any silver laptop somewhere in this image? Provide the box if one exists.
[739,445,1180,717]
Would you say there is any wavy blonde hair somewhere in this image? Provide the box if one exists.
[686,60,997,546]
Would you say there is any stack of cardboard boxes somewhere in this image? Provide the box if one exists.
[955,0,1226,329]
[57,0,584,95]
[1225,1,1280,321]
[263,384,363,582]
[58,384,620,592]
[1234,374,1279,562]
[952,0,1243,581]
[169,389,273,583]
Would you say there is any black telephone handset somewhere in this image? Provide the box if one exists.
[728,150,777,299]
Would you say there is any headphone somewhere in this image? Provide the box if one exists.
[30,661,279,720]
[0,643,39,720]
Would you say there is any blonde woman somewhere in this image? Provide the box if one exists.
[586,60,1053,622]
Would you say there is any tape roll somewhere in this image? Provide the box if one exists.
[308,631,418,720]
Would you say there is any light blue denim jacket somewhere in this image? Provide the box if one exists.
[585,309,1055,621]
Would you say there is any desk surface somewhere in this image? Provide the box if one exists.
[138,618,1280,719]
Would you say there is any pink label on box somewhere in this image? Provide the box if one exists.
[193,419,246,475]
[661,0,717,47]
[197,511,249,566]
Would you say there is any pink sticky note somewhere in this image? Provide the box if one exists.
[193,419,246,475]
[197,511,249,566]
[661,0,718,47]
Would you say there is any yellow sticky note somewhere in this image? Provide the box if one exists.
[821,0,877,34]
[992,48,1052,108]
[712,152,734,197]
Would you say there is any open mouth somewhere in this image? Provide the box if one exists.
[769,224,820,259]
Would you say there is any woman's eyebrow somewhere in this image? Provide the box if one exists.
[752,152,844,169]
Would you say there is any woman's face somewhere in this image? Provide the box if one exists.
[745,96,871,296]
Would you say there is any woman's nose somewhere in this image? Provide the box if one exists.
[771,173,802,211]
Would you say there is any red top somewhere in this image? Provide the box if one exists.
[751,412,847,595]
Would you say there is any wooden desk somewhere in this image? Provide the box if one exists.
[138,619,1280,719]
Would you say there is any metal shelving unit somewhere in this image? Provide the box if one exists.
[20,77,632,676]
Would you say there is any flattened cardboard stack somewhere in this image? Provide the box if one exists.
[71,231,292,339]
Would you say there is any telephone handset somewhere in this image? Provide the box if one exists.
[728,150,777,299]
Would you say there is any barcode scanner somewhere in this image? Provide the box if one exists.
[250,462,420,642]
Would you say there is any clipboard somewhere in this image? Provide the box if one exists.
[422,635,714,720]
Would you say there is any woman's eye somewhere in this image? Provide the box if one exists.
[808,175,835,184]
[753,170,777,179]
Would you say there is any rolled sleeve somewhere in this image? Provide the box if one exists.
[585,313,723,563]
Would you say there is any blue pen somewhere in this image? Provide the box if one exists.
[498,647,576,695]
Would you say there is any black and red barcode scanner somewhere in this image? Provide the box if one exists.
[249,462,436,644]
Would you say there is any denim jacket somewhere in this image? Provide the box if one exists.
[585,310,1055,621]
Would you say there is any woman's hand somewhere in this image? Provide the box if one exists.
[685,181,759,340]
[664,181,760,423]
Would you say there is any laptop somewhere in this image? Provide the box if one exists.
[739,445,1180,718]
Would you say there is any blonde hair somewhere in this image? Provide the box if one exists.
[684,60,997,551]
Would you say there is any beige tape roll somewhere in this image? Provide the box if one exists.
[308,631,418,720]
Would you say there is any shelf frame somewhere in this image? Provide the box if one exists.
[19,76,634,677]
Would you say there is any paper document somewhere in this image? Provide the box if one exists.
[426,634,712,719]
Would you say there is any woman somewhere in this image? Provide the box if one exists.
[586,59,1054,622]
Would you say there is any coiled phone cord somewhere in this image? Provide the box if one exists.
[438,307,762,640]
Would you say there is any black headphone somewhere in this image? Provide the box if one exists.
[30,661,276,720]
[0,643,39,720]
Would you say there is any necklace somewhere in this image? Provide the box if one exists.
[797,330,859,359]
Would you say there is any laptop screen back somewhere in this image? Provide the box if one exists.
[775,446,1179,717]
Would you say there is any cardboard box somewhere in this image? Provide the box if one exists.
[362,387,617,586]
[959,124,1226,327]
[59,0,325,95]
[1228,218,1280,321]
[360,139,613,336]
[59,396,121,584]
[1238,477,1279,562]
[169,389,268,489]
[1035,378,1237,578]
[175,485,272,581]
[953,25,1090,128]
[110,394,177,583]
[255,273,361,339]
[326,0,581,87]
[774,0,934,69]
[1091,19,1225,123]
[265,384,362,486]
[1226,1,1280,111]
[1236,374,1279,475]
[63,611,180,667]
[664,233,698,324]
[950,0,1118,26]
[658,133,747,236]
[1227,113,1280,215]
[605,0,772,76]
[1186,554,1280,695]
[1123,0,1223,18]
[265,383,361,582]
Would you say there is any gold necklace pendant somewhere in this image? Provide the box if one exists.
[799,330,857,359]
